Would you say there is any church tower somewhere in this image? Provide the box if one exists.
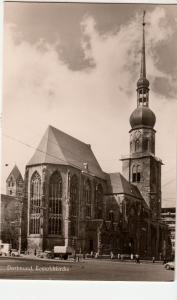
[6,165,24,198]
[121,12,163,219]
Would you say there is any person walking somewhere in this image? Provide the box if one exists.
[95,252,99,259]
[135,254,140,263]
[110,251,114,259]
[152,256,155,263]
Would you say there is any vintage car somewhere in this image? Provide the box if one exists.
[11,249,20,257]
[37,250,54,259]
[164,261,175,270]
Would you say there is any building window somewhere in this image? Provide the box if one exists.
[137,166,141,182]
[8,176,15,187]
[84,179,92,218]
[132,165,141,183]
[71,221,76,237]
[48,171,62,235]
[143,138,149,151]
[132,166,137,182]
[48,217,62,235]
[70,175,78,217]
[135,139,140,152]
[95,184,103,219]
[30,171,41,234]
[109,210,114,222]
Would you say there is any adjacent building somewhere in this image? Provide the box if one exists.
[161,207,176,258]
[0,166,25,250]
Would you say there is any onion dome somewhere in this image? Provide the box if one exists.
[130,106,156,129]
[137,77,149,88]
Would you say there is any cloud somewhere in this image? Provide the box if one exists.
[1,7,176,205]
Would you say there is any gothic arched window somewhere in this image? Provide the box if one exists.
[95,184,103,219]
[137,165,141,182]
[8,176,15,187]
[132,165,141,183]
[30,171,41,234]
[48,217,62,236]
[48,171,62,235]
[132,166,137,182]
[70,175,78,217]
[84,179,92,218]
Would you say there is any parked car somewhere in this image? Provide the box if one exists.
[164,261,175,270]
[11,249,20,257]
[53,246,75,260]
[37,250,54,259]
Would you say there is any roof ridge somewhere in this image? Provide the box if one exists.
[49,125,90,147]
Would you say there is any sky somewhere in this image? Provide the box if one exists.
[0,1,176,207]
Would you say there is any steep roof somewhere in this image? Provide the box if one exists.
[107,173,141,198]
[27,125,106,179]
[106,172,149,209]
[6,165,23,182]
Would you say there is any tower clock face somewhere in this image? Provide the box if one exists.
[134,130,141,139]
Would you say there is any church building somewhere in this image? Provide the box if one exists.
[4,17,171,259]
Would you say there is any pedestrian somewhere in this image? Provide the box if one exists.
[130,253,134,260]
[34,248,37,256]
[110,251,114,259]
[95,252,99,259]
[135,254,140,263]
[152,256,155,263]
[117,253,121,260]
[74,252,76,262]
[121,254,124,261]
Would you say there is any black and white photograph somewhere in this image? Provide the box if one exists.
[0,0,176,283]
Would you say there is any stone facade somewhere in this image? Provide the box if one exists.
[25,162,107,254]
[0,194,22,249]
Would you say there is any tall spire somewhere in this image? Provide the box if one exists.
[140,10,146,79]
[136,10,149,107]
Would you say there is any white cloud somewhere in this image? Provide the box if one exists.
[1,8,176,206]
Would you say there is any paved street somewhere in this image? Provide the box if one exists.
[0,257,175,281]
